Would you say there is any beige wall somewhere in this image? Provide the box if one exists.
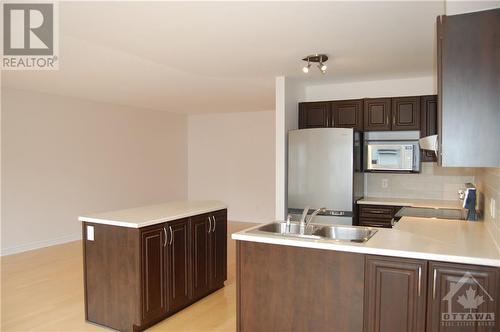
[1,88,188,255]
[188,111,275,223]
[304,76,436,101]
[474,168,500,249]
[366,163,475,200]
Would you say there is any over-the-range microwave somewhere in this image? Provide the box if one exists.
[364,131,420,173]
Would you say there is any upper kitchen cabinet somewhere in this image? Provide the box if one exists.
[363,98,392,131]
[420,95,438,162]
[391,97,420,131]
[298,102,331,129]
[331,99,364,131]
[437,9,500,167]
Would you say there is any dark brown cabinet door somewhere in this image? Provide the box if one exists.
[332,99,364,131]
[167,218,191,312]
[364,98,391,131]
[190,214,211,299]
[298,102,331,129]
[392,97,420,131]
[364,256,427,332]
[210,210,227,289]
[420,95,438,162]
[140,224,167,322]
[426,261,499,332]
[438,9,500,167]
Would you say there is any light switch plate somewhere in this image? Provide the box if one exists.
[87,225,94,241]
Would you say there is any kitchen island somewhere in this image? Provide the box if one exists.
[233,218,500,332]
[79,200,227,332]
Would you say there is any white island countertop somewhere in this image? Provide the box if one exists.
[79,200,226,228]
[232,217,500,267]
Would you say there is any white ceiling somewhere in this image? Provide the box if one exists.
[1,1,445,114]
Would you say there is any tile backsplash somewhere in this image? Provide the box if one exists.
[365,162,475,201]
[474,167,500,249]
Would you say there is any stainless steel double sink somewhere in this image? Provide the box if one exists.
[249,222,378,243]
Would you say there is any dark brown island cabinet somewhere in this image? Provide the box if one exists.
[83,209,227,332]
[236,241,500,332]
[298,95,436,137]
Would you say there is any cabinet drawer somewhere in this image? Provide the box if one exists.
[359,205,394,218]
[359,217,392,228]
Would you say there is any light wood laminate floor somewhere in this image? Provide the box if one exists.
[1,221,256,331]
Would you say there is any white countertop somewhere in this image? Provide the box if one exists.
[79,200,226,228]
[232,217,500,267]
[357,197,462,209]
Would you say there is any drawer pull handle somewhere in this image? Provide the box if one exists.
[163,227,167,247]
[365,210,389,214]
[418,267,422,297]
[432,269,437,299]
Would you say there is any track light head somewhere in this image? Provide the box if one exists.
[301,54,329,74]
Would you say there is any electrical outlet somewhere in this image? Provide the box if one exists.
[382,178,388,189]
[87,225,94,241]
[491,198,496,219]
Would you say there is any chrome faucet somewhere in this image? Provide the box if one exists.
[299,206,326,233]
[306,207,327,226]
[299,206,310,225]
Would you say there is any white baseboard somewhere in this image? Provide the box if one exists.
[1,232,82,256]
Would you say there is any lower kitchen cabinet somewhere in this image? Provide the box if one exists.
[167,218,191,312]
[236,242,500,332]
[364,256,427,332]
[190,209,227,299]
[363,257,500,332]
[140,225,168,323]
[237,241,365,332]
[191,214,211,299]
[426,261,499,332]
[210,209,228,288]
[83,209,227,332]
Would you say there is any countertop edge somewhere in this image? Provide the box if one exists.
[231,233,500,268]
[356,197,462,209]
[79,205,227,228]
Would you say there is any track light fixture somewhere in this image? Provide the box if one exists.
[302,54,328,74]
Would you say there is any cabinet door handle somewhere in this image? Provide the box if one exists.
[169,226,173,245]
[418,266,422,297]
[213,216,216,232]
[432,268,437,299]
[208,216,212,233]
[163,227,167,247]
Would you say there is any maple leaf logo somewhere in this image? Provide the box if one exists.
[457,286,485,312]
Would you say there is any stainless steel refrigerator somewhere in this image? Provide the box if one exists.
[287,128,364,225]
